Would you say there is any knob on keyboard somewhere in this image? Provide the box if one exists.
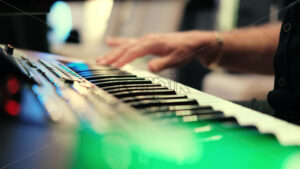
[4,44,14,55]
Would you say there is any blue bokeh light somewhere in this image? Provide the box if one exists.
[47,1,73,43]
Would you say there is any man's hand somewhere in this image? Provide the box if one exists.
[97,31,218,73]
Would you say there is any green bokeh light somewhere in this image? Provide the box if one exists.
[69,120,300,169]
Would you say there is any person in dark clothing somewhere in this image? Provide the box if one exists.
[268,0,300,122]
[97,0,300,124]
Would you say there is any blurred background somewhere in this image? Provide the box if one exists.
[0,0,283,101]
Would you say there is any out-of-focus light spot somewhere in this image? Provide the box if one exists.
[101,135,132,169]
[47,106,62,122]
[5,100,20,116]
[194,126,212,133]
[183,115,198,122]
[130,125,203,165]
[282,152,300,169]
[66,62,89,71]
[47,1,73,43]
[203,135,223,142]
[6,77,20,94]
[83,0,114,44]
[217,0,239,31]
[176,110,192,116]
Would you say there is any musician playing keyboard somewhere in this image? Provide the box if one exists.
[97,0,300,124]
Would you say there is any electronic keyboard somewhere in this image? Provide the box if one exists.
[1,45,300,169]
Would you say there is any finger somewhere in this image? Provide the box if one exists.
[97,43,134,65]
[112,40,160,68]
[106,37,136,47]
[106,37,126,46]
[148,55,176,73]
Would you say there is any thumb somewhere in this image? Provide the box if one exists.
[148,56,175,73]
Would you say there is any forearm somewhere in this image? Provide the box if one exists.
[98,24,281,73]
[218,23,281,74]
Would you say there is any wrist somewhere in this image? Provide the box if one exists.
[183,31,224,67]
[208,32,224,68]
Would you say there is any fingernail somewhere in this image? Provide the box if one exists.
[148,63,156,72]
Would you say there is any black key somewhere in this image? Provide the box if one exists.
[209,123,257,133]
[78,68,125,72]
[77,68,127,73]
[95,80,152,87]
[194,124,259,141]
[175,117,238,129]
[207,121,242,130]
[75,68,120,73]
[122,95,187,103]
[143,105,212,113]
[184,114,234,122]
[159,114,235,124]
[175,108,218,116]
[77,69,128,74]
[90,77,145,83]
[148,109,222,119]
[147,108,218,118]
[84,75,137,80]
[74,65,113,69]
[78,71,131,77]
[130,99,198,108]
[102,84,162,91]
[82,74,133,79]
[193,125,247,139]
[107,86,168,94]
[113,89,176,98]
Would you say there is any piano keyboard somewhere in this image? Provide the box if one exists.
[5,47,300,169]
